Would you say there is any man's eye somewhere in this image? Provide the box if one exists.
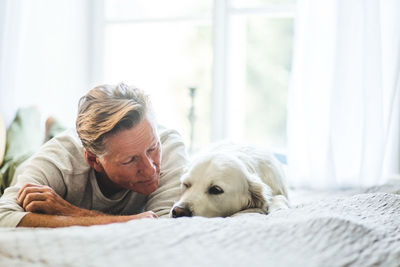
[147,144,159,154]
[122,157,137,165]
[208,186,224,195]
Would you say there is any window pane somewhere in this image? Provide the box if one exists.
[105,0,212,20]
[229,16,294,150]
[104,21,212,151]
[230,0,296,9]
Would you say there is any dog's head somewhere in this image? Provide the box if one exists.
[170,152,272,218]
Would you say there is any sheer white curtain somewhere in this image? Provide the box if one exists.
[0,0,25,126]
[287,0,400,189]
[0,0,91,128]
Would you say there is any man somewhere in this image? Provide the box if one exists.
[0,83,188,227]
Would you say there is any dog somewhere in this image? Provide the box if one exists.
[170,143,289,218]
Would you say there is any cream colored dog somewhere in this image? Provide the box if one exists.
[170,143,289,218]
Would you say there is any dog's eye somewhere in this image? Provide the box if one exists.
[182,183,191,189]
[208,185,224,195]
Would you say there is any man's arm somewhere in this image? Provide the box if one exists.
[15,183,157,227]
[17,211,157,228]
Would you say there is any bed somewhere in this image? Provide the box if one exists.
[1,178,399,267]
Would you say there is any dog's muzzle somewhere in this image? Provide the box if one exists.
[171,205,193,218]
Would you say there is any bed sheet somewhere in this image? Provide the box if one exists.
[1,180,399,267]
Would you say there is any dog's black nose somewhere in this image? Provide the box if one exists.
[172,206,192,218]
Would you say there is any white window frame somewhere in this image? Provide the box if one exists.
[89,0,296,143]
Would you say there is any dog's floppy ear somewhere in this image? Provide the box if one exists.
[246,176,272,213]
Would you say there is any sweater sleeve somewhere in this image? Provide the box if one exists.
[0,135,74,227]
[0,157,67,227]
[145,127,188,217]
[0,186,28,227]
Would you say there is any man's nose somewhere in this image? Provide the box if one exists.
[139,155,156,176]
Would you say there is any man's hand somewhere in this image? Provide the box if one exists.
[128,211,158,219]
[17,183,87,216]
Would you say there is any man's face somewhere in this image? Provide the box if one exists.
[97,117,161,195]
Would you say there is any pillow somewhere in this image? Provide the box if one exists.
[0,113,5,166]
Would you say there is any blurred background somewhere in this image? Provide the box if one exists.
[1,0,399,189]
[0,0,294,153]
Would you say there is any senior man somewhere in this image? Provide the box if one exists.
[0,83,188,227]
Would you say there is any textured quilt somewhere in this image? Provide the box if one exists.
[1,180,400,267]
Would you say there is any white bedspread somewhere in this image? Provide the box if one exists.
[1,181,400,267]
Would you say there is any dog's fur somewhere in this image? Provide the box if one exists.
[170,143,289,218]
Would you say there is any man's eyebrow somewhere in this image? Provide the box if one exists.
[120,149,139,161]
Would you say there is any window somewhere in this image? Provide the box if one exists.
[94,0,295,153]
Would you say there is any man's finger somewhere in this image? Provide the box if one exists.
[17,183,35,200]
[24,200,47,213]
[17,184,46,205]
[147,211,158,218]
[22,192,47,209]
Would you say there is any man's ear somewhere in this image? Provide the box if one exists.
[84,149,104,173]
[246,176,272,213]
